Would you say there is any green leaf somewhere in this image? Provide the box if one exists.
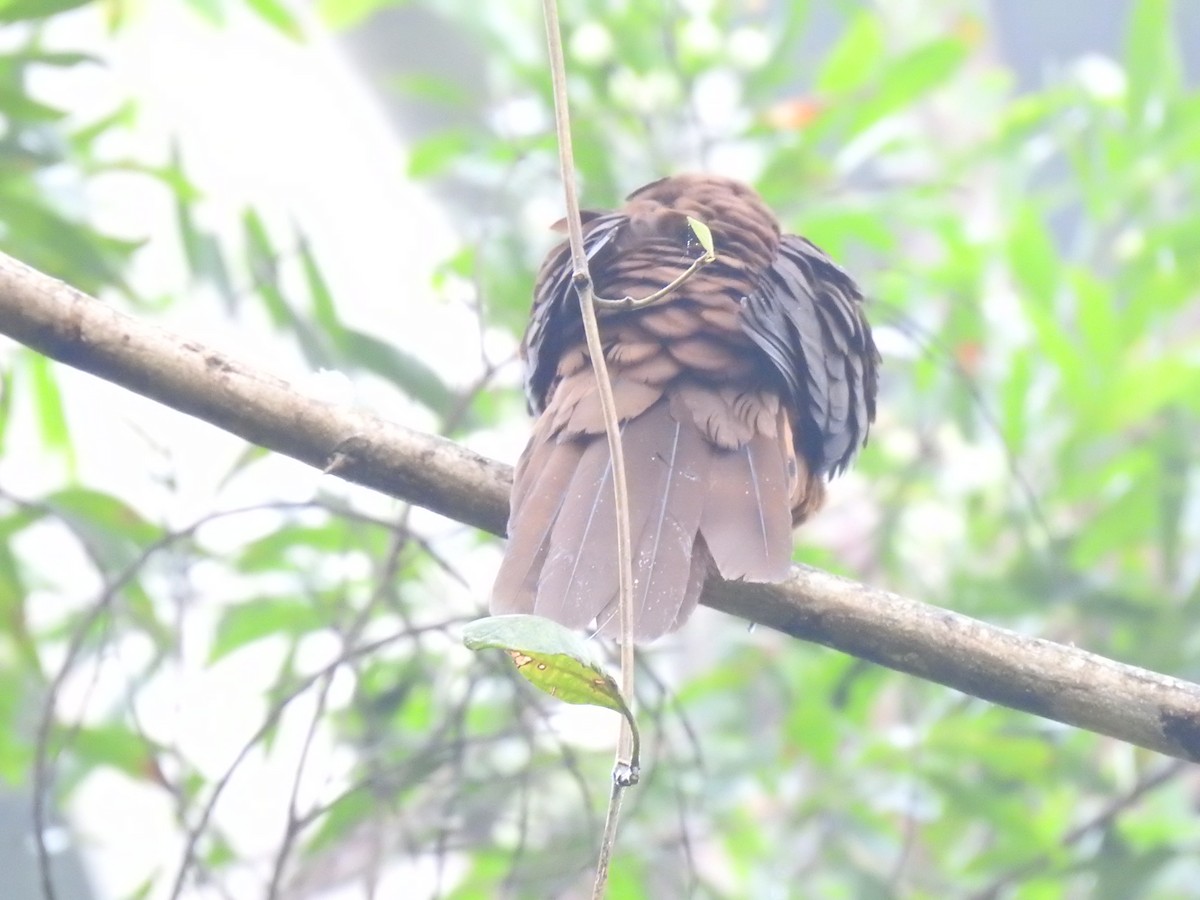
[43,488,162,575]
[1125,0,1180,122]
[24,352,73,469]
[242,210,335,365]
[816,12,884,94]
[304,787,374,855]
[407,130,473,179]
[850,38,968,135]
[1000,348,1033,454]
[1070,266,1121,368]
[686,216,715,257]
[0,83,65,122]
[796,206,897,255]
[388,72,475,109]
[463,614,639,766]
[298,233,341,336]
[71,724,157,780]
[0,0,92,23]
[166,145,237,312]
[215,444,271,492]
[179,204,237,310]
[242,209,290,326]
[0,367,11,458]
[1070,456,1159,567]
[245,0,305,40]
[179,0,225,26]
[235,520,352,572]
[70,101,137,150]
[0,537,38,670]
[1008,203,1060,305]
[15,50,102,68]
[340,328,459,415]
[317,0,403,30]
[0,191,137,293]
[1102,356,1200,430]
[210,598,324,663]
[0,669,33,780]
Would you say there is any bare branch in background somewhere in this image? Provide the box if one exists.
[4,249,1200,764]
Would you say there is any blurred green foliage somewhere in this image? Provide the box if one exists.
[1,0,1199,897]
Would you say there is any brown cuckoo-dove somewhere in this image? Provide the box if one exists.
[492,174,879,641]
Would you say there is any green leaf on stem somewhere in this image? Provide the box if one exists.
[686,216,715,258]
[464,614,637,736]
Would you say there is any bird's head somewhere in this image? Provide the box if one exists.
[620,173,781,271]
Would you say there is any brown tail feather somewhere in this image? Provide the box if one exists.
[698,432,793,581]
[491,428,585,614]
[535,434,621,628]
[590,400,713,639]
[493,385,807,641]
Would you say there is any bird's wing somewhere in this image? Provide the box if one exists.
[522,213,625,414]
[739,234,879,476]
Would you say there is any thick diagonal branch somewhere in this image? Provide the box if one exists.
[3,249,1200,763]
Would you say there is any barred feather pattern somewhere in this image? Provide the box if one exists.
[492,174,879,641]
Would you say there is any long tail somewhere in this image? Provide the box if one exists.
[492,384,818,641]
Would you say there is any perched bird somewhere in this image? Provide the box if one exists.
[492,174,878,641]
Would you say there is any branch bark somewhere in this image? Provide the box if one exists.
[3,248,1200,764]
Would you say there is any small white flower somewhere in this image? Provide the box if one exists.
[1113,227,1145,262]
[609,68,680,114]
[681,17,721,57]
[1073,54,1126,101]
[570,21,614,66]
[728,27,771,70]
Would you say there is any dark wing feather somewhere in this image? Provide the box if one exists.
[523,214,625,413]
[740,234,879,475]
